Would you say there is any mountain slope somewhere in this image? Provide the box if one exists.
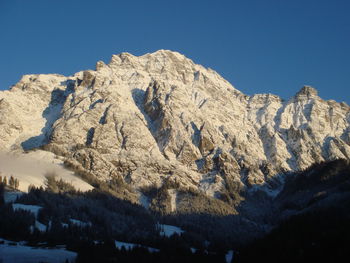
[235,159,350,262]
[0,50,349,203]
[0,150,93,192]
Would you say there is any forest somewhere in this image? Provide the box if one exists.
[0,159,349,262]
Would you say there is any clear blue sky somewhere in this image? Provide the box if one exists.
[1,0,349,103]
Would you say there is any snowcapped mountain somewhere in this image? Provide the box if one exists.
[0,50,349,200]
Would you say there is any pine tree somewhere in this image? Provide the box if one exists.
[14,178,19,190]
[45,173,59,193]
[3,176,7,186]
[0,183,4,205]
[28,184,36,192]
[9,176,15,189]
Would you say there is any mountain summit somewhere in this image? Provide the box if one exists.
[1,50,349,203]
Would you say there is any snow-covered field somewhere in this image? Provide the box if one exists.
[4,191,23,203]
[69,218,92,228]
[0,239,76,263]
[11,203,94,232]
[0,150,93,192]
[226,250,234,263]
[33,221,47,232]
[115,240,159,253]
[11,203,48,232]
[12,203,43,217]
[158,224,184,237]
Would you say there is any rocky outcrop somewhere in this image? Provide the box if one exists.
[0,50,349,199]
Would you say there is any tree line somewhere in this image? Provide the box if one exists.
[0,174,19,190]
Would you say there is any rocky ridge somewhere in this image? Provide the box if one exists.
[0,50,349,203]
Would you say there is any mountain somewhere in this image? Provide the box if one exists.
[236,159,350,262]
[1,50,350,262]
[0,50,349,208]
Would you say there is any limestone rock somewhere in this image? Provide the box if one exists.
[0,50,349,200]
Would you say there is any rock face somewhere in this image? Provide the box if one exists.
[1,50,349,198]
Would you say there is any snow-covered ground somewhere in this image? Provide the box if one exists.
[12,203,43,217]
[12,203,48,232]
[33,221,47,232]
[69,218,92,228]
[115,240,159,253]
[4,191,23,203]
[115,240,135,250]
[11,203,93,232]
[0,238,76,263]
[158,224,184,237]
[138,192,150,209]
[0,150,93,192]
[225,250,234,263]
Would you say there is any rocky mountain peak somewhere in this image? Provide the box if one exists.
[295,85,318,98]
[108,49,192,69]
[0,50,349,202]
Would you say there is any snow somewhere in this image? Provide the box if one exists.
[138,192,150,209]
[4,191,23,203]
[146,246,160,253]
[0,238,76,263]
[1,50,350,202]
[115,240,135,250]
[0,74,69,151]
[12,203,42,218]
[225,250,234,263]
[30,222,46,233]
[20,103,63,150]
[34,220,47,232]
[115,240,159,253]
[0,150,94,192]
[199,172,225,197]
[158,224,184,237]
[69,218,91,227]
[12,203,48,232]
